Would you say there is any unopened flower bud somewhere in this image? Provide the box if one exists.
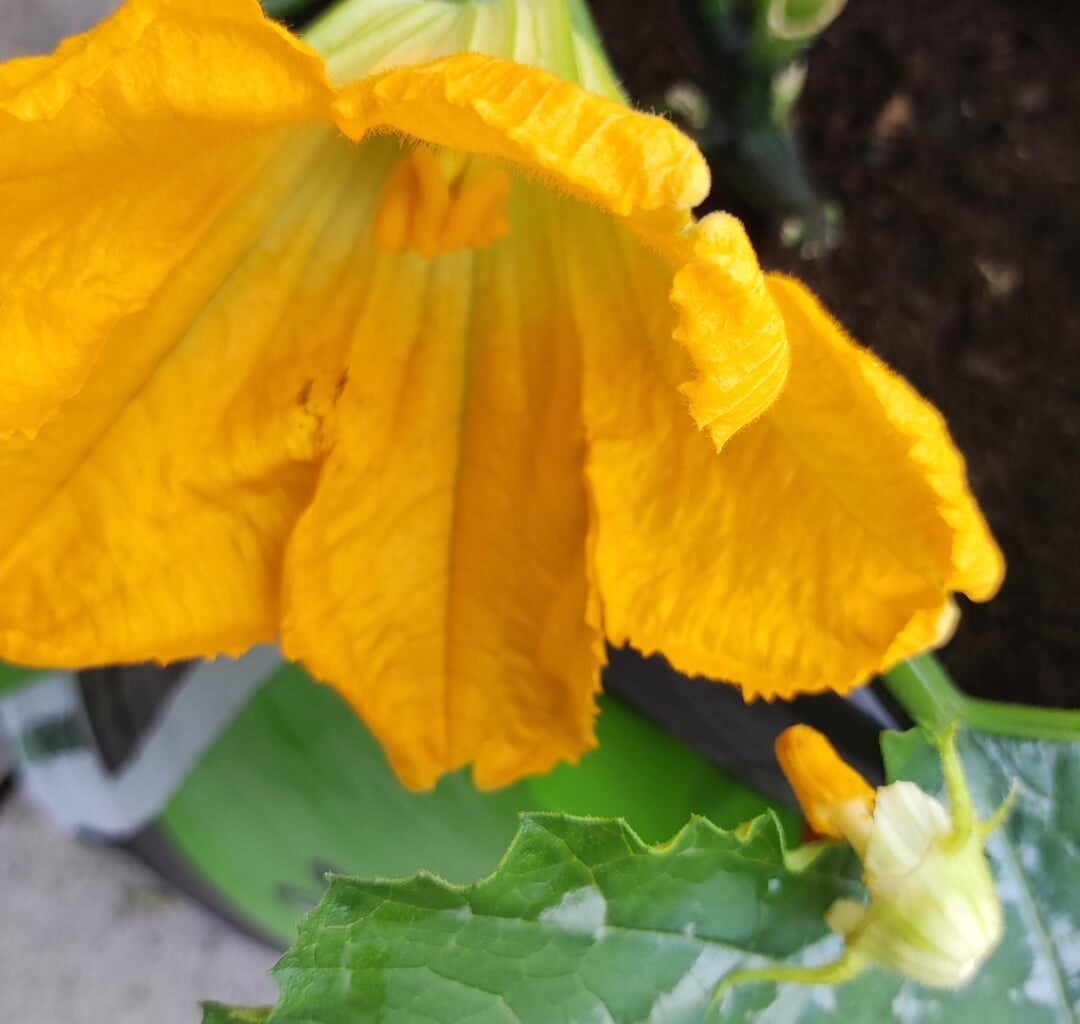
[828,778,1002,986]
[714,723,1011,1001]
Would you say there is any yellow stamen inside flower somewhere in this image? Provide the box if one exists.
[373,147,511,259]
[775,724,876,848]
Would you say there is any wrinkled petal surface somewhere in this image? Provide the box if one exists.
[584,261,1004,699]
[282,177,601,790]
[0,125,372,664]
[0,0,330,435]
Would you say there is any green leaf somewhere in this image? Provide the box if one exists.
[268,813,858,1023]
[206,715,1079,1022]
[200,1004,271,1023]
[0,662,40,697]
[205,812,859,1022]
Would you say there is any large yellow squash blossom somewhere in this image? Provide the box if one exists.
[0,0,1003,789]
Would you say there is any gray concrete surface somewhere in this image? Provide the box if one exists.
[0,4,281,1020]
[0,791,279,1022]
[0,0,120,61]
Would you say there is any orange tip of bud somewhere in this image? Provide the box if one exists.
[776,724,876,841]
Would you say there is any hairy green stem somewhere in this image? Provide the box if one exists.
[883,654,1080,744]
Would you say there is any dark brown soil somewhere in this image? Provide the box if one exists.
[591,0,1080,708]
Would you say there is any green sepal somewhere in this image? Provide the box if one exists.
[303,0,624,99]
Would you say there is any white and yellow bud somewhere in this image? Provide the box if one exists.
[716,723,1011,1000]
[829,778,1002,987]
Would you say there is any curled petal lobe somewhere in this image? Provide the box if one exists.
[0,0,331,436]
[882,596,960,668]
[332,53,711,243]
[672,214,790,448]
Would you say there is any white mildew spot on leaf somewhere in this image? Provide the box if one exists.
[585,1006,617,1024]
[793,931,847,968]
[646,947,731,1023]
[1020,843,1041,873]
[1050,913,1080,976]
[1023,945,1062,1008]
[891,985,923,1024]
[538,885,607,936]
[810,984,837,1012]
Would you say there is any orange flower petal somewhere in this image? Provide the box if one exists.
[0,0,330,437]
[579,244,1002,700]
[281,177,602,790]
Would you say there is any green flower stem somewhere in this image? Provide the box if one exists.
[711,949,870,1010]
[881,654,965,739]
[939,723,975,846]
[883,654,1080,744]
[676,0,829,227]
[566,0,628,101]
